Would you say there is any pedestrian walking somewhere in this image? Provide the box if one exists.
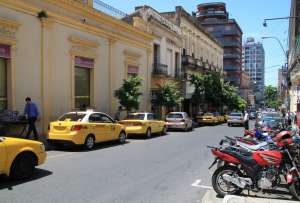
[24,97,39,140]
[244,111,249,130]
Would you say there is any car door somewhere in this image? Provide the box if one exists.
[147,114,156,132]
[89,113,108,143]
[153,114,163,132]
[0,140,6,173]
[99,114,117,141]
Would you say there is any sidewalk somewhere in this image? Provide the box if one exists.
[201,190,297,203]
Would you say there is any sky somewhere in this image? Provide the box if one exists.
[101,0,291,87]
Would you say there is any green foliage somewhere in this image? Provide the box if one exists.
[190,73,205,105]
[190,72,246,111]
[156,81,183,109]
[114,76,143,112]
[264,85,281,109]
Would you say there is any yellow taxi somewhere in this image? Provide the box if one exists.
[196,112,218,125]
[119,113,167,138]
[0,137,46,180]
[215,112,226,123]
[48,111,127,150]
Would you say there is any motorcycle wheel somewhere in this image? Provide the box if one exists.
[212,165,243,198]
[289,181,300,200]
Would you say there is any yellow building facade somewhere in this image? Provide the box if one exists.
[0,0,153,135]
[124,6,183,116]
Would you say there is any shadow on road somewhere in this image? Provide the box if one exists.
[0,168,52,191]
[127,133,168,140]
[47,140,130,152]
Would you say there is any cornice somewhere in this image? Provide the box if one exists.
[69,35,100,48]
[0,0,153,50]
[0,17,20,30]
[44,0,154,42]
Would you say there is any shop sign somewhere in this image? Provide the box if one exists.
[75,56,94,68]
[127,65,139,74]
[0,44,10,58]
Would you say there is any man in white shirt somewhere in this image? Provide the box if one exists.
[244,111,249,130]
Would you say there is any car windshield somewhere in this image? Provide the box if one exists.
[126,114,145,120]
[58,113,86,122]
[167,113,183,119]
[230,113,242,117]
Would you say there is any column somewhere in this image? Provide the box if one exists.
[108,38,116,115]
[41,18,54,136]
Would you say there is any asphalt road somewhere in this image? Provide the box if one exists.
[0,123,246,203]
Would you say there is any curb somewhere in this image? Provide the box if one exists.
[222,195,296,203]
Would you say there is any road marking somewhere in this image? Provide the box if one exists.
[47,152,75,160]
[191,179,213,190]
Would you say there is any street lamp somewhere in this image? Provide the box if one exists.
[261,36,287,61]
[263,16,300,27]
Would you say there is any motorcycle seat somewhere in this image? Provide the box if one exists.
[225,149,257,166]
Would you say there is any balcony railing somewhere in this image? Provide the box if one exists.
[222,40,240,47]
[182,55,196,66]
[222,29,240,36]
[153,63,168,76]
[224,53,241,59]
[197,10,227,18]
[93,0,127,19]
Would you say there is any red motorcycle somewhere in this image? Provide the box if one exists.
[208,137,300,199]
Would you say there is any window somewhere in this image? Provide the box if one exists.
[74,56,93,109]
[0,57,7,111]
[89,113,113,123]
[147,113,157,120]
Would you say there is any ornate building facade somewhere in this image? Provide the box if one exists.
[0,0,153,134]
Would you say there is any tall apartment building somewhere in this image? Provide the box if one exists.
[242,38,265,102]
[196,2,243,88]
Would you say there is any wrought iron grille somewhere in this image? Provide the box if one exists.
[93,0,127,19]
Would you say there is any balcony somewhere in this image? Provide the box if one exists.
[224,53,241,59]
[222,40,240,47]
[196,10,227,19]
[195,58,204,68]
[182,55,196,67]
[152,63,168,76]
[222,29,240,36]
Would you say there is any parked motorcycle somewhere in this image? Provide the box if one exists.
[208,134,300,199]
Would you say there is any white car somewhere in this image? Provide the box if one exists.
[227,112,245,127]
[166,112,193,131]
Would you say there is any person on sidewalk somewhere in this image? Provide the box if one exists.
[244,111,249,130]
[24,97,39,140]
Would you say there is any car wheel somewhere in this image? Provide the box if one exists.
[84,135,95,150]
[161,126,167,135]
[10,153,36,180]
[146,128,152,139]
[119,131,126,144]
[228,123,231,127]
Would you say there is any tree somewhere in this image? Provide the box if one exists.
[264,85,281,109]
[190,73,205,108]
[190,72,246,112]
[114,76,143,113]
[156,81,183,111]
